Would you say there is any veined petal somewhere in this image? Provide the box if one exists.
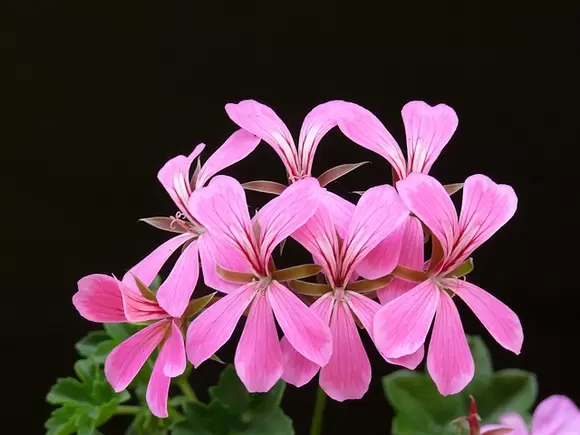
[322,190,355,239]
[319,302,371,401]
[280,293,334,387]
[374,280,439,358]
[298,101,347,174]
[345,291,380,338]
[161,321,186,377]
[427,290,474,396]
[194,129,261,189]
[73,274,126,323]
[121,234,191,293]
[257,177,322,263]
[105,319,170,392]
[386,345,425,370]
[225,100,300,177]
[186,282,257,367]
[119,279,168,322]
[402,101,458,175]
[336,102,407,180]
[397,173,458,267]
[268,281,332,366]
[377,216,425,304]
[448,175,518,271]
[355,220,405,280]
[532,395,580,434]
[146,353,171,418]
[156,240,200,318]
[446,279,523,354]
[235,291,283,392]
[157,144,205,219]
[341,184,408,280]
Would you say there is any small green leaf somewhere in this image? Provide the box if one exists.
[465,336,493,397]
[75,331,110,358]
[209,365,250,414]
[93,339,117,364]
[238,408,293,435]
[392,414,457,435]
[47,378,93,406]
[76,414,97,435]
[150,274,163,291]
[104,323,139,342]
[45,405,78,435]
[74,359,96,383]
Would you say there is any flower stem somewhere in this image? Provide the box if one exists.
[176,377,198,402]
[115,405,141,415]
[310,386,327,435]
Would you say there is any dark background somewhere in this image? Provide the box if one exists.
[2,1,578,433]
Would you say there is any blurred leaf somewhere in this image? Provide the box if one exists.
[465,335,493,397]
[47,378,93,406]
[150,274,163,291]
[209,365,251,414]
[45,405,78,435]
[392,414,457,435]
[75,331,110,358]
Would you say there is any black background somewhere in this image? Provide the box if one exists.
[2,1,579,434]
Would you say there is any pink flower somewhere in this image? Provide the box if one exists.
[185,175,332,392]
[374,173,523,395]
[280,184,420,401]
[335,100,460,303]
[73,274,186,418]
[124,130,260,319]
[481,395,580,435]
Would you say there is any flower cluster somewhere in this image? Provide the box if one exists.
[73,99,524,418]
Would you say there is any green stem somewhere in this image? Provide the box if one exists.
[115,405,141,415]
[310,386,327,435]
[176,377,198,402]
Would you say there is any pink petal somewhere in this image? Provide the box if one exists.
[73,274,126,323]
[446,278,523,354]
[234,291,283,392]
[319,302,371,401]
[161,321,186,377]
[496,412,529,435]
[225,100,300,178]
[194,129,261,189]
[377,216,425,304]
[297,101,346,174]
[355,220,405,280]
[532,395,580,434]
[198,232,251,294]
[257,177,322,263]
[481,423,522,435]
[156,239,200,318]
[396,173,458,267]
[345,291,380,338]
[386,345,425,370]
[335,102,407,180]
[121,234,191,293]
[447,174,518,271]
[105,319,170,392]
[427,290,474,396]
[322,190,355,239]
[119,279,168,322]
[341,184,409,280]
[401,101,458,174]
[374,280,439,358]
[186,282,257,367]
[280,293,334,387]
[146,353,171,418]
[267,281,332,366]
[157,144,205,220]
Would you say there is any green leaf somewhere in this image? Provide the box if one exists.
[150,274,163,292]
[74,359,96,384]
[47,378,93,406]
[76,413,97,435]
[209,365,250,414]
[75,331,110,358]
[104,323,133,342]
[93,340,117,364]
[238,408,293,435]
[45,405,78,435]
[392,414,457,435]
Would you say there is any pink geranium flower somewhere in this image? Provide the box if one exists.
[481,395,580,435]
[185,175,332,392]
[123,130,260,318]
[336,101,459,303]
[73,274,188,418]
[280,184,423,401]
[374,173,523,395]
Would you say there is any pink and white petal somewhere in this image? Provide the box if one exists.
[186,282,257,367]
[396,173,458,265]
[481,424,521,435]
[121,234,191,293]
[119,280,168,322]
[198,232,252,293]
[298,101,347,174]
[73,274,126,323]
[157,144,205,219]
[194,129,261,189]
[280,293,333,387]
[235,292,283,392]
[386,345,425,370]
[267,281,332,366]
[355,221,405,280]
[341,184,409,279]
[446,279,523,354]
[146,355,171,418]
[494,412,529,435]
[105,319,170,392]
[258,177,322,262]
[449,175,518,269]
[319,302,371,401]
[225,100,300,177]
[374,280,439,358]
[161,321,186,377]
[335,102,407,180]
[427,290,474,396]
[156,240,200,318]
[402,101,458,175]
[345,291,380,338]
[531,395,580,435]
[322,190,355,239]
[377,216,425,304]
